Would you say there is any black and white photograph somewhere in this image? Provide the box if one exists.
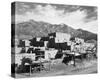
[11,1,98,78]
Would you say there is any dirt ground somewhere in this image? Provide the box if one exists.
[15,59,97,78]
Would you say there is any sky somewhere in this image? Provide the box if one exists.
[13,2,98,33]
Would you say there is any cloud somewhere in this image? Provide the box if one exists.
[15,4,97,33]
[81,20,98,33]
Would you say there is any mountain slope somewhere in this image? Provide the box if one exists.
[76,29,97,41]
[14,19,97,41]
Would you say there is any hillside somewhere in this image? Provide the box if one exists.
[13,19,97,41]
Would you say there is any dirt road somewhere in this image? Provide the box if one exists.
[15,59,97,78]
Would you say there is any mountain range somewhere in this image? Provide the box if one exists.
[13,19,97,41]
